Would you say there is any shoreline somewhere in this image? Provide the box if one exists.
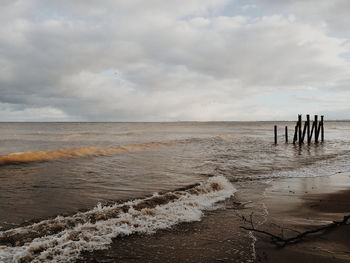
[254,172,350,263]
[78,172,350,262]
[1,172,349,262]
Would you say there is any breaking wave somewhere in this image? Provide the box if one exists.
[0,176,235,263]
[0,142,170,166]
[0,135,235,166]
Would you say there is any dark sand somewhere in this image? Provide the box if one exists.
[79,173,350,262]
[78,196,261,263]
[78,181,269,263]
[255,173,350,263]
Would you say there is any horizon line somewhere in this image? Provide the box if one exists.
[0,120,349,123]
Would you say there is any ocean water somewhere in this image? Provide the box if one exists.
[0,121,350,262]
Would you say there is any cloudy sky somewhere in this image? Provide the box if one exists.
[1,0,349,121]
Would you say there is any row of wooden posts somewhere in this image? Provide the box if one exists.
[274,114,324,145]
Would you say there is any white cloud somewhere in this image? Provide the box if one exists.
[0,0,349,121]
[0,103,69,121]
[256,0,350,35]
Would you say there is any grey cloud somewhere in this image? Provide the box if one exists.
[256,0,350,35]
[0,0,349,121]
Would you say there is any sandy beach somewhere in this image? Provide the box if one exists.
[255,172,350,263]
[78,172,350,263]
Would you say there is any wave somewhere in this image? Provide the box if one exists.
[213,135,236,141]
[0,176,235,263]
[0,135,234,166]
[228,153,350,182]
[0,142,170,166]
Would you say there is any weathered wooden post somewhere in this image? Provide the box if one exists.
[321,115,324,142]
[282,114,324,146]
[285,126,288,143]
[274,125,277,144]
[306,114,311,144]
[301,120,308,143]
[293,125,298,144]
[298,114,302,145]
[314,115,319,143]
[309,121,315,142]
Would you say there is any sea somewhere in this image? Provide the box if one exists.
[0,121,349,262]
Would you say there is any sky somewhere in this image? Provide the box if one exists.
[0,0,349,121]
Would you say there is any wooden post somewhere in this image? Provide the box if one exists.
[274,125,277,144]
[321,115,324,142]
[285,126,288,143]
[301,121,308,143]
[314,115,319,143]
[298,114,302,145]
[306,114,311,144]
[293,125,298,144]
[309,121,315,142]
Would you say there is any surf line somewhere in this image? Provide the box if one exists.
[0,176,236,263]
[0,142,170,166]
[0,135,236,166]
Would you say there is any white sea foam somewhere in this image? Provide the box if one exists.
[232,154,350,182]
[0,176,235,263]
[274,154,350,178]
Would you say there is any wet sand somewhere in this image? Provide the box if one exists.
[78,196,260,263]
[255,172,350,263]
[79,173,350,263]
[77,179,271,263]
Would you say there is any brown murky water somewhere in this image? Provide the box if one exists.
[0,122,350,262]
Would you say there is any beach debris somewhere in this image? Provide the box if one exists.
[240,215,350,247]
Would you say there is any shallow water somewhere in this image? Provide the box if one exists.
[0,121,349,262]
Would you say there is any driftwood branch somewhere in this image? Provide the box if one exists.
[241,215,350,247]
